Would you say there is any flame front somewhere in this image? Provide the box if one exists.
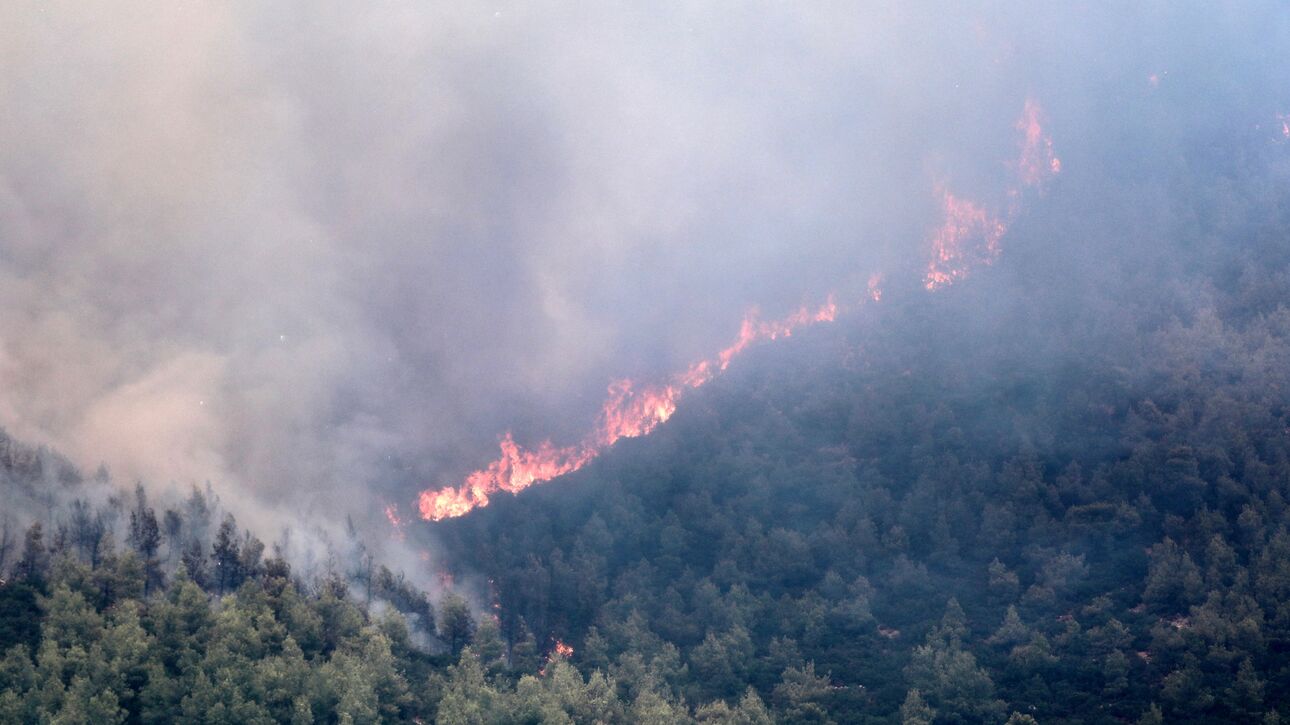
[419,100,1059,522]
[418,297,838,521]
[418,434,596,520]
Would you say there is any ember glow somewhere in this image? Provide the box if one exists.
[384,504,406,541]
[419,100,1058,522]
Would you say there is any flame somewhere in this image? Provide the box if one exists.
[540,639,575,675]
[868,274,884,302]
[925,99,1059,290]
[923,191,1007,291]
[419,99,1058,522]
[419,434,597,519]
[715,296,837,373]
[418,297,837,521]
[596,379,680,446]
[384,503,406,541]
[1278,113,1290,140]
[1016,99,1061,188]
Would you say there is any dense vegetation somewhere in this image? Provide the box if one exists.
[431,127,1290,724]
[4,122,1290,723]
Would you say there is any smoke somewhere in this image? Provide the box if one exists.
[1,2,1287,546]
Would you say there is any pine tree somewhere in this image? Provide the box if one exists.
[14,523,47,584]
[128,486,163,595]
[180,539,208,590]
[210,516,242,594]
[437,591,475,657]
[900,688,935,725]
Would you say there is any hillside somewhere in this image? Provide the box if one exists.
[3,67,1290,725]
[429,131,1290,723]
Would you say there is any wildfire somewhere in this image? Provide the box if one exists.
[1016,99,1061,186]
[923,191,1007,291]
[540,639,575,675]
[925,99,1059,290]
[418,297,837,521]
[419,99,1059,522]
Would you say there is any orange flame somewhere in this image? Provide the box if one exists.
[540,639,575,675]
[418,297,837,521]
[923,191,1007,291]
[925,99,1059,290]
[419,100,1058,522]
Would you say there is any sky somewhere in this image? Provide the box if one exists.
[1,2,1287,541]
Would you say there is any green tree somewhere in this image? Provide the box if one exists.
[435,648,502,725]
[1142,538,1204,611]
[900,688,935,725]
[128,484,163,595]
[472,617,506,674]
[15,522,48,585]
[905,604,1006,724]
[772,662,832,723]
[210,516,242,595]
[437,591,475,658]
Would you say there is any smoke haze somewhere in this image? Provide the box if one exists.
[1,2,1287,534]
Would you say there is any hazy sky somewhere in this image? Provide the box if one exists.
[1,2,1287,534]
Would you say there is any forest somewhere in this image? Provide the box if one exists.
[2,104,1290,724]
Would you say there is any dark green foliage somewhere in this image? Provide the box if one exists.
[421,131,1290,722]
[0,584,41,656]
[4,105,1290,723]
[14,523,47,585]
[437,590,475,658]
[210,515,242,595]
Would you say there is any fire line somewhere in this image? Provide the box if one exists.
[415,100,1058,523]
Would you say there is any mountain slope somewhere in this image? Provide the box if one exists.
[432,133,1290,723]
